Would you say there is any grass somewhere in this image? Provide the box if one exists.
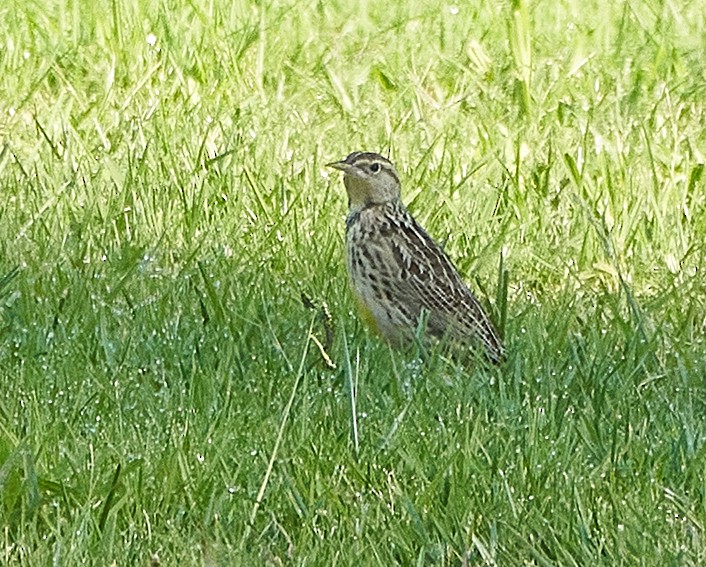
[1,0,705,564]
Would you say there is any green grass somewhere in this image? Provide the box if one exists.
[1,0,705,564]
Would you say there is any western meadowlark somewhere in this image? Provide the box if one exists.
[327,151,505,364]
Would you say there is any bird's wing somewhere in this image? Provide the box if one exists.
[387,214,505,361]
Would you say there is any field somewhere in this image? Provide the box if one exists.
[1,0,705,564]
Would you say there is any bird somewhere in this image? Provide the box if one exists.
[327,151,505,364]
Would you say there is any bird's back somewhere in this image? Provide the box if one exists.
[346,200,504,363]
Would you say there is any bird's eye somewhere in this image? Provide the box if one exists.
[370,163,381,173]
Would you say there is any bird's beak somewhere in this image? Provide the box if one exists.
[326,160,350,172]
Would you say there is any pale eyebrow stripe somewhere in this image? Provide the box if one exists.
[349,155,400,186]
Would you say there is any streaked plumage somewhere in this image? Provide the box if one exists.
[327,151,505,364]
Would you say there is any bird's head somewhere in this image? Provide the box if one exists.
[327,152,401,211]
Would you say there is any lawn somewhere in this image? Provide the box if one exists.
[1,0,705,564]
